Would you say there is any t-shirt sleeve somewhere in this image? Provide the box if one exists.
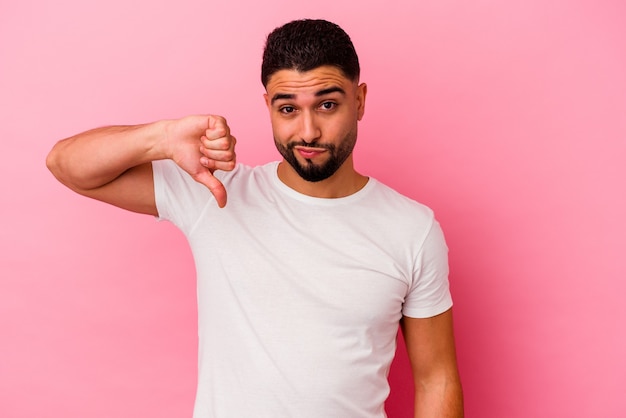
[402,218,453,318]
[152,159,215,233]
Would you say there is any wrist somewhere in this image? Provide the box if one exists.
[147,119,176,161]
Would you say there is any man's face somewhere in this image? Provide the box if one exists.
[264,66,367,182]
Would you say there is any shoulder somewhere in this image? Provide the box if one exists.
[154,160,277,187]
[346,178,443,254]
[214,161,278,190]
[367,178,436,225]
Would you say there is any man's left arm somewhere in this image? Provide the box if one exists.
[401,308,464,417]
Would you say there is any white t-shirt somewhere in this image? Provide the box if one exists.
[153,160,452,418]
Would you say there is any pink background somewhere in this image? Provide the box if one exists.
[1,0,625,417]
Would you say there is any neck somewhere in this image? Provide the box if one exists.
[277,156,368,198]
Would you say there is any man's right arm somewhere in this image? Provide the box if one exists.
[46,115,236,216]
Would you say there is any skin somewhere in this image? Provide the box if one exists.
[264,66,368,198]
[402,311,464,417]
[46,115,236,214]
[46,65,463,417]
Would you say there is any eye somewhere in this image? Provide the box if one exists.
[320,101,336,110]
[279,106,296,114]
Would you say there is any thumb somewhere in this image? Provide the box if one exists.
[195,169,228,208]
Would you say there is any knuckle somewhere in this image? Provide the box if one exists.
[210,128,226,138]
[221,139,232,150]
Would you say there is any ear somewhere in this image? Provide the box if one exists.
[356,83,367,121]
[263,93,271,110]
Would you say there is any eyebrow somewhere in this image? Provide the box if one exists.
[270,86,346,105]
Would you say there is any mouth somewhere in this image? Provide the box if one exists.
[294,145,327,159]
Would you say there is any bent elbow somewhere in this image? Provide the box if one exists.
[45,142,83,190]
[46,145,63,180]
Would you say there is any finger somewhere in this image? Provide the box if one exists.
[200,156,236,173]
[201,134,232,151]
[193,169,228,208]
[205,115,229,140]
[200,137,236,158]
[200,148,234,162]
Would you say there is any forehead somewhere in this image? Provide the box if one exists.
[265,66,355,97]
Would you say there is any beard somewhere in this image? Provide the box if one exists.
[274,130,357,183]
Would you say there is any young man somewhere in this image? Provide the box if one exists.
[47,19,463,417]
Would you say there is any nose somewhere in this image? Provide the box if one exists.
[299,110,321,144]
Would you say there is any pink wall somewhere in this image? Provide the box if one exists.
[1,0,625,416]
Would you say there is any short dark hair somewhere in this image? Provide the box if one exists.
[261,19,360,88]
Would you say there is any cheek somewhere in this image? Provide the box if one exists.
[269,116,283,137]
[270,118,295,140]
[331,115,357,138]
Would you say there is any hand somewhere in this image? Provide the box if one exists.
[166,115,236,208]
